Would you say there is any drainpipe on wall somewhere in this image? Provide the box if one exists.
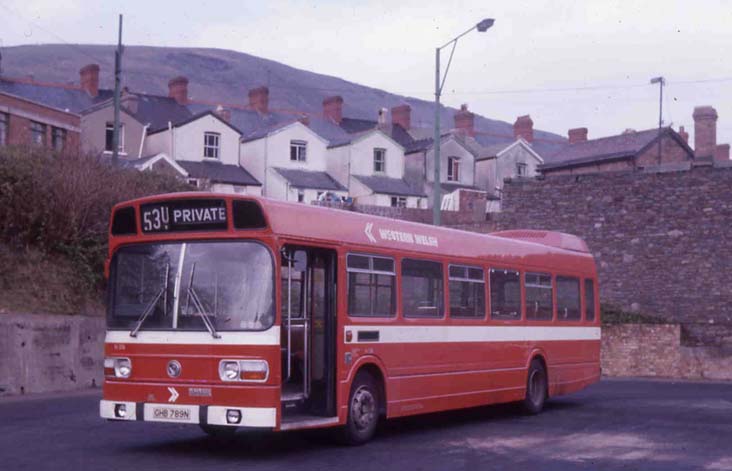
[138,123,149,159]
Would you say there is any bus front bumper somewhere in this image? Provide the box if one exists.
[100,400,276,428]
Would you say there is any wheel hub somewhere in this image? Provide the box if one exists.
[352,386,376,430]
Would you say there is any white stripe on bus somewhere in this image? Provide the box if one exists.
[345,325,601,343]
[105,327,281,345]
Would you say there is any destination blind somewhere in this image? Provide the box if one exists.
[140,199,228,233]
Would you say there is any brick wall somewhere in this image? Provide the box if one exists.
[497,164,732,345]
[0,92,81,154]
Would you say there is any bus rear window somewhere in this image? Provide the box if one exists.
[526,273,553,321]
[402,259,444,318]
[557,276,581,321]
[490,269,521,320]
[585,279,596,321]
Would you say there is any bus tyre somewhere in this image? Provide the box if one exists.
[522,359,547,415]
[340,371,380,445]
[200,424,237,441]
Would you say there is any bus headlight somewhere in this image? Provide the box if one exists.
[104,357,132,378]
[219,361,240,381]
[219,360,269,382]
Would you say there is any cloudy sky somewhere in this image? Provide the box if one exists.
[2,0,731,144]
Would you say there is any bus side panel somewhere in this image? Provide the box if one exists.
[540,339,601,397]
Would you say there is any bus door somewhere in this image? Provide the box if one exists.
[280,246,337,419]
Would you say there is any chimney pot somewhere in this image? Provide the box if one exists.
[79,63,100,97]
[714,144,730,162]
[168,76,189,105]
[391,104,411,130]
[693,105,718,159]
[454,104,475,137]
[678,125,689,144]
[513,115,534,143]
[248,86,269,114]
[568,127,588,144]
[214,104,231,123]
[323,95,344,124]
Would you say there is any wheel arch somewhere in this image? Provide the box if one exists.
[346,356,388,416]
[527,348,549,397]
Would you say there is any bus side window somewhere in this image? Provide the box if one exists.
[556,276,581,321]
[346,254,396,317]
[402,258,444,318]
[585,279,596,322]
[448,265,485,319]
[489,269,521,320]
[525,272,553,321]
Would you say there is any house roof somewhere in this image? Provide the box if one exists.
[352,175,426,197]
[541,127,693,170]
[127,94,193,131]
[177,160,261,186]
[273,168,347,191]
[0,77,113,113]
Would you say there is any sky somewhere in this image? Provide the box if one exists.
[1,0,731,144]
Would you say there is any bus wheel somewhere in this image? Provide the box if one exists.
[340,371,380,445]
[522,359,547,415]
[200,424,237,441]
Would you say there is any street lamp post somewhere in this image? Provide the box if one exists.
[433,18,494,226]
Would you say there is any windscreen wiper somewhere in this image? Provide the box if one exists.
[185,262,221,339]
[130,263,170,337]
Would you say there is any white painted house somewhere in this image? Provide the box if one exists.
[240,120,346,203]
[144,111,262,195]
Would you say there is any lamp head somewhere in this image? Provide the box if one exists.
[477,18,495,32]
[650,76,665,85]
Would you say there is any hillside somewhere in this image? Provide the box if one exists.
[0,44,564,147]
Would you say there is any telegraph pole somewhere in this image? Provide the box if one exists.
[112,14,123,167]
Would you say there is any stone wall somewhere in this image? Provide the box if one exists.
[0,313,104,395]
[496,163,732,346]
[602,324,732,380]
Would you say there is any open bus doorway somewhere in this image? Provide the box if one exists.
[280,246,337,422]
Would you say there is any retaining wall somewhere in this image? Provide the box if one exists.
[0,313,104,395]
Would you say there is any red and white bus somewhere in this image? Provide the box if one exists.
[100,193,600,444]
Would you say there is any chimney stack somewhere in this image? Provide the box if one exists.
[323,96,344,124]
[248,86,269,114]
[454,104,475,137]
[214,105,231,123]
[513,115,534,143]
[298,114,310,126]
[693,106,718,159]
[568,127,588,144]
[79,64,100,97]
[715,144,730,162]
[391,104,411,130]
[678,126,689,144]
[168,76,189,105]
[377,108,388,126]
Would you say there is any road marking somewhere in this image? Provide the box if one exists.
[167,387,179,403]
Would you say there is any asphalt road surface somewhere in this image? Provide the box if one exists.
[1,379,731,471]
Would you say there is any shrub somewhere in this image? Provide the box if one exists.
[0,146,191,311]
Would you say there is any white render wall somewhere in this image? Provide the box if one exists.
[240,122,330,199]
[144,114,241,166]
[425,138,476,186]
[347,131,404,179]
[493,142,541,193]
[210,183,262,196]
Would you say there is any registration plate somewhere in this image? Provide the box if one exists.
[144,404,199,424]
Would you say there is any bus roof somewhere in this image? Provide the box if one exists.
[111,192,596,274]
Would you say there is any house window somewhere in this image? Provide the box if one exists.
[187,178,200,188]
[0,113,8,146]
[374,148,386,173]
[52,127,66,152]
[447,156,460,182]
[105,122,125,152]
[390,196,407,208]
[203,132,220,159]
[297,190,305,203]
[517,162,528,176]
[290,140,307,162]
[30,121,46,147]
